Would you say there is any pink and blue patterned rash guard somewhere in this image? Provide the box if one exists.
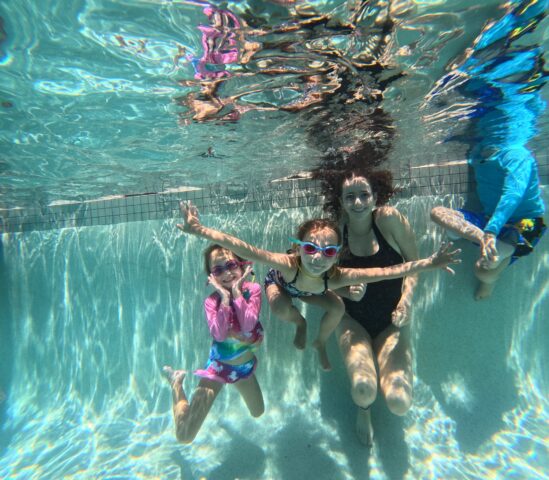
[194,282,263,382]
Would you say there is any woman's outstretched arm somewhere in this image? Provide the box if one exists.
[331,242,461,289]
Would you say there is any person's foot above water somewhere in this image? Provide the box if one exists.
[312,340,332,371]
[162,365,186,387]
[356,407,374,447]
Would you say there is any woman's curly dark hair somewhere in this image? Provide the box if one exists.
[312,161,397,220]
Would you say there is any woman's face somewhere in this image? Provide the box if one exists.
[208,250,243,289]
[299,227,340,276]
[340,176,376,220]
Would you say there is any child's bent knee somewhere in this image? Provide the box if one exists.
[326,295,345,316]
[474,263,502,283]
[332,298,346,315]
[270,301,294,317]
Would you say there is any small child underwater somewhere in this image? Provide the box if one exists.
[163,243,264,443]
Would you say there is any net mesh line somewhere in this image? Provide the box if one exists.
[1,154,547,233]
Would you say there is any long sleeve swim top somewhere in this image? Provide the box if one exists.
[204,281,262,342]
[471,146,545,235]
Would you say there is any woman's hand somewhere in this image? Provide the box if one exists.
[347,283,367,302]
[392,302,410,327]
[177,201,202,234]
[429,242,461,274]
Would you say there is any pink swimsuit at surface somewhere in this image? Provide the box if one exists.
[191,5,242,80]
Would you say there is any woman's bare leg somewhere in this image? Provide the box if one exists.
[337,314,377,446]
[162,366,223,444]
[301,291,345,371]
[374,325,413,417]
[266,284,307,349]
[234,373,265,417]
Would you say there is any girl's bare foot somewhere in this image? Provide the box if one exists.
[356,407,374,447]
[162,365,186,387]
[312,340,332,371]
[294,321,307,350]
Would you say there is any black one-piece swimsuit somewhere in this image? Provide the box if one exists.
[339,215,404,339]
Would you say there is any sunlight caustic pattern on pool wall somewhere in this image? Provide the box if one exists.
[0,192,547,479]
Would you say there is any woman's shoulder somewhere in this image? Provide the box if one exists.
[375,206,417,254]
[375,206,409,228]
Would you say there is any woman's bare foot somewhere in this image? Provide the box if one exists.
[475,281,495,301]
[293,321,307,350]
[356,407,374,447]
[312,340,332,371]
[162,365,186,387]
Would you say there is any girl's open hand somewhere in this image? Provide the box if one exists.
[430,242,461,274]
[237,264,253,287]
[177,201,201,234]
[232,264,253,296]
[208,274,230,303]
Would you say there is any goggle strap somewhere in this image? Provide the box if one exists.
[288,237,341,256]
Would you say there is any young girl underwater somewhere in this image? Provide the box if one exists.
[163,244,264,444]
[177,201,461,371]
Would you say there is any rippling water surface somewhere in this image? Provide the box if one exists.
[1,0,546,208]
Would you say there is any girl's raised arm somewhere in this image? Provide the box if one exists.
[177,201,293,271]
[331,242,461,289]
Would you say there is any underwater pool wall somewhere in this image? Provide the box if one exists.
[0,187,547,479]
[0,237,11,452]
[0,155,487,233]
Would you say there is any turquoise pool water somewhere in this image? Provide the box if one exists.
[0,193,548,479]
[1,0,548,478]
